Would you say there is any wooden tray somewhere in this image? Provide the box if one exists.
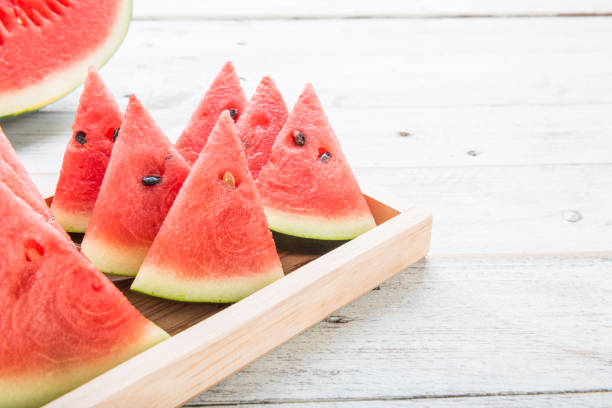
[45,191,432,408]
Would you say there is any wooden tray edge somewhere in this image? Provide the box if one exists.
[45,194,432,408]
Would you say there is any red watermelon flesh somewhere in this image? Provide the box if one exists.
[81,95,190,277]
[0,127,70,237]
[175,61,247,165]
[0,126,45,203]
[0,0,132,118]
[0,181,168,408]
[51,67,122,233]
[132,111,284,303]
[236,76,288,179]
[0,127,48,217]
[257,84,376,241]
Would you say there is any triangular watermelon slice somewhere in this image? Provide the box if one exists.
[257,84,376,246]
[0,181,168,408]
[175,61,247,165]
[52,67,123,233]
[1,127,70,237]
[0,127,49,218]
[0,126,46,204]
[81,95,191,276]
[236,76,288,179]
[132,111,284,303]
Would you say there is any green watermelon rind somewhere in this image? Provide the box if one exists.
[0,0,133,120]
[0,325,167,408]
[264,206,376,241]
[51,206,91,233]
[131,264,285,303]
[81,235,148,277]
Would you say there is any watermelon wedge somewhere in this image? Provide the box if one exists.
[51,67,123,233]
[0,0,132,118]
[236,76,288,179]
[0,127,48,217]
[81,95,190,276]
[1,127,70,237]
[132,111,284,303]
[257,84,376,247]
[176,61,247,165]
[0,181,168,408]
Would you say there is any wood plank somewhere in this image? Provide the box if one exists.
[45,206,432,408]
[3,103,612,173]
[23,162,612,255]
[181,254,612,405]
[187,391,612,407]
[134,1,612,19]
[18,17,612,114]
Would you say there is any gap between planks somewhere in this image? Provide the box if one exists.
[184,389,612,407]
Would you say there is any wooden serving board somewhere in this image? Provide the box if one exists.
[45,192,432,408]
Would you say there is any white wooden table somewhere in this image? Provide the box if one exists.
[2,1,612,406]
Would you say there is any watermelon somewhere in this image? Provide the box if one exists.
[81,95,190,276]
[0,181,168,408]
[51,67,123,233]
[236,76,288,179]
[0,0,132,118]
[132,111,284,303]
[0,127,48,218]
[257,84,376,248]
[1,127,70,237]
[176,61,247,165]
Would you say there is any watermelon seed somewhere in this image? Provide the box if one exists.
[222,171,236,188]
[75,131,86,145]
[142,176,162,186]
[229,109,238,121]
[319,151,332,162]
[24,239,44,262]
[112,128,120,142]
[293,130,306,146]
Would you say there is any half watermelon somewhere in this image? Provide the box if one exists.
[0,0,132,118]
[81,95,190,276]
[176,61,247,165]
[0,181,168,408]
[51,67,123,233]
[236,76,288,179]
[257,84,376,249]
[132,111,284,303]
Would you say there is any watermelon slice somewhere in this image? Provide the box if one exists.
[236,76,289,179]
[0,181,168,408]
[0,127,48,217]
[81,95,190,276]
[51,67,123,233]
[132,111,284,303]
[175,61,247,165]
[0,127,70,237]
[257,84,376,247]
[0,0,132,118]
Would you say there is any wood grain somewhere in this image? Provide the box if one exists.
[181,253,612,405]
[133,1,612,19]
[45,203,432,407]
[186,391,612,407]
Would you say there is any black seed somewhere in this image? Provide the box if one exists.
[75,131,86,145]
[142,176,162,186]
[229,108,238,121]
[112,128,120,142]
[293,130,306,146]
[319,151,332,162]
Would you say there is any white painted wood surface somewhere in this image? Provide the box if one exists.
[1,1,611,406]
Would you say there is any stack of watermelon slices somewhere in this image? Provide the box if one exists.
[0,129,167,408]
[1,61,378,406]
[50,62,376,300]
